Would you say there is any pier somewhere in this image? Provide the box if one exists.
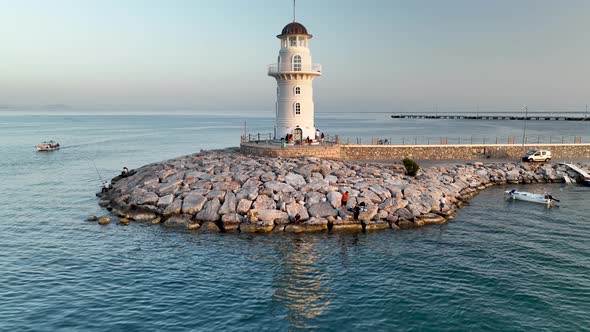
[390,112,590,121]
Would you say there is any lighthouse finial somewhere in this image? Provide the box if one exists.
[293,0,296,22]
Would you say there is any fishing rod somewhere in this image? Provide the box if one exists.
[87,157,104,183]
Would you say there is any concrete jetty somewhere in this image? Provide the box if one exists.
[391,113,590,121]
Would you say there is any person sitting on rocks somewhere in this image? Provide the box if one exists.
[439,194,446,211]
[101,180,111,193]
[291,213,301,223]
[121,166,129,177]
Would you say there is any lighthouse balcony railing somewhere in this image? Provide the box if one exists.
[268,63,322,75]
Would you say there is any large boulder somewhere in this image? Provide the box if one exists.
[358,204,379,221]
[196,198,221,222]
[157,194,174,209]
[264,181,295,193]
[286,202,309,221]
[239,220,275,233]
[200,221,220,233]
[326,191,342,208]
[135,191,159,206]
[331,219,363,231]
[164,214,192,228]
[221,213,242,231]
[394,207,414,221]
[181,193,207,214]
[416,213,446,225]
[253,195,276,210]
[236,199,253,214]
[285,172,306,188]
[163,196,183,217]
[285,217,328,233]
[218,192,237,215]
[256,209,289,222]
[307,202,338,218]
[364,220,390,231]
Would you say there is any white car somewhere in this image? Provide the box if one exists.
[521,149,551,162]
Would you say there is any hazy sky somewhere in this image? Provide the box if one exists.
[0,0,588,112]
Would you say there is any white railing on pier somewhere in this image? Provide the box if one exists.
[268,63,322,75]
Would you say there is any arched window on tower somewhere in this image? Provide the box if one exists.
[295,87,301,95]
[293,55,301,71]
[295,102,301,115]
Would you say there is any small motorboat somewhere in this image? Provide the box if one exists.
[504,189,559,207]
[35,140,60,151]
[581,178,590,187]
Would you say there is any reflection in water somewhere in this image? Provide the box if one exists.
[272,236,332,330]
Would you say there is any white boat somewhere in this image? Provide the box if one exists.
[35,140,60,151]
[504,189,559,207]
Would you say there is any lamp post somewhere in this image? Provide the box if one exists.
[521,105,528,146]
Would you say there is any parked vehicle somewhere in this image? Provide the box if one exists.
[521,149,551,162]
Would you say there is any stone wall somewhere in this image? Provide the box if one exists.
[241,142,590,160]
[340,144,590,160]
[240,142,341,159]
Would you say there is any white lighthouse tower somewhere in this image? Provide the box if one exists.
[268,17,321,142]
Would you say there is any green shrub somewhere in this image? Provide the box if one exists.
[402,158,420,176]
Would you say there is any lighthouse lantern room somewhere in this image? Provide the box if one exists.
[268,17,321,142]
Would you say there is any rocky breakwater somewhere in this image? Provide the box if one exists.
[97,148,579,233]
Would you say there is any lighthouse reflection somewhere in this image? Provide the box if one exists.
[272,235,331,330]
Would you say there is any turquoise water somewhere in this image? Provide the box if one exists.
[1,113,589,331]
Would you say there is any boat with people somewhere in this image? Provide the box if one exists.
[504,189,559,207]
[35,140,60,151]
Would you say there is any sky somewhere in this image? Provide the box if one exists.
[0,0,588,113]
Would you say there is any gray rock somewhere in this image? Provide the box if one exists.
[286,202,309,221]
[135,191,159,205]
[164,214,192,228]
[253,194,276,210]
[256,209,289,222]
[218,192,237,215]
[236,199,253,214]
[264,181,296,193]
[199,221,220,232]
[327,191,342,208]
[285,172,306,188]
[157,194,174,209]
[239,220,275,233]
[221,213,242,231]
[236,186,259,200]
[307,202,338,218]
[196,198,221,222]
[181,193,207,214]
[163,196,183,217]
[394,207,414,220]
[206,190,226,202]
[359,204,379,221]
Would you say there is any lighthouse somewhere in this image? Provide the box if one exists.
[268,19,321,142]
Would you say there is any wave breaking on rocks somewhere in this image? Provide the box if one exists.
[96,148,582,233]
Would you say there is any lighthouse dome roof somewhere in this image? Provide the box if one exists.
[277,22,312,38]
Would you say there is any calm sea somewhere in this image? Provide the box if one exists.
[1,112,589,331]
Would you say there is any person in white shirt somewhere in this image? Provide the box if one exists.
[439,194,446,211]
[102,180,111,193]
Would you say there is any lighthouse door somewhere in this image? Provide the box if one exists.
[293,128,303,143]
